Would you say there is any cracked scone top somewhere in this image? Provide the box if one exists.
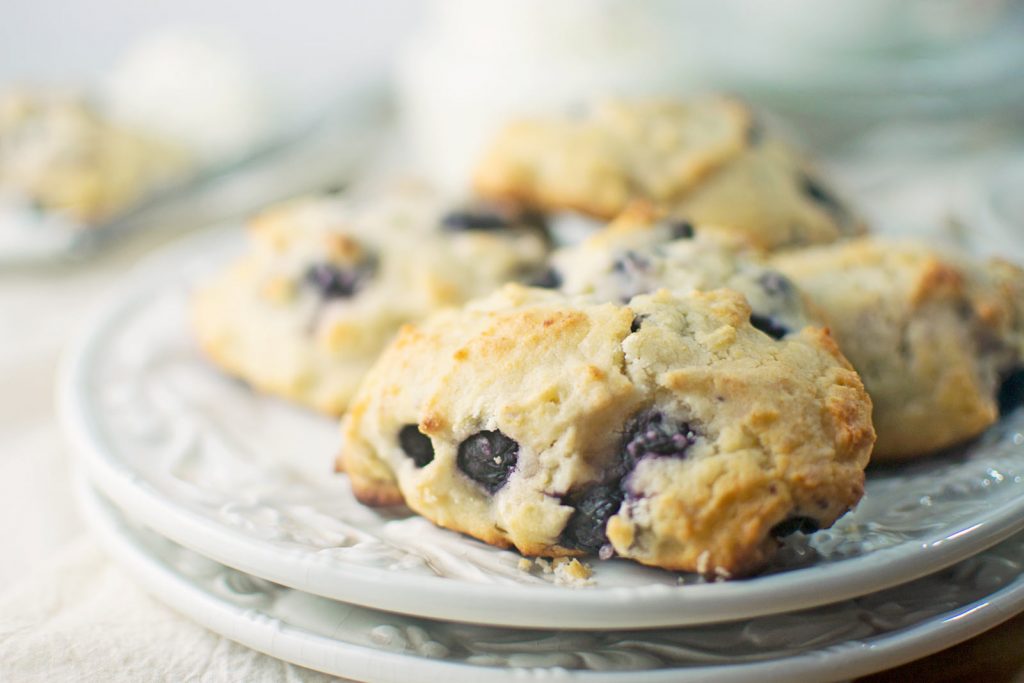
[473,97,863,250]
[772,239,1024,461]
[339,284,874,577]
[192,190,550,415]
[544,203,816,339]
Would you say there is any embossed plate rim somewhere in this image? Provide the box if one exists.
[58,226,1024,630]
[78,472,1024,683]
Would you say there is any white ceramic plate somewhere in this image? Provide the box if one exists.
[79,473,1024,683]
[59,227,1024,629]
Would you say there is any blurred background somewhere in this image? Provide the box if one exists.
[2,3,1024,677]
[1,1,420,117]
[2,0,1023,261]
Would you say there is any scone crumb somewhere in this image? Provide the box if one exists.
[552,557,594,585]
[518,557,593,585]
[696,550,711,575]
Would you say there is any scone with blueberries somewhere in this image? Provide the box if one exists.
[339,284,874,577]
[192,189,550,415]
[0,89,190,223]
[473,96,862,250]
[772,239,1024,461]
[542,202,817,339]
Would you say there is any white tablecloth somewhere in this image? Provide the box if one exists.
[0,538,336,682]
[0,235,343,682]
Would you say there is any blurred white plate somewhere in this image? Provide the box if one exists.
[59,227,1024,629]
[79,471,1024,683]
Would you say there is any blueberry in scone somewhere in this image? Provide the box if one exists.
[772,238,1024,461]
[473,96,863,250]
[547,202,816,339]
[0,89,190,223]
[192,189,550,415]
[339,284,874,577]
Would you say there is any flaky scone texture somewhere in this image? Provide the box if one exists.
[473,97,863,250]
[339,284,874,577]
[192,190,549,414]
[773,238,1024,461]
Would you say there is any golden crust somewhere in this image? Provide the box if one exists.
[348,475,405,507]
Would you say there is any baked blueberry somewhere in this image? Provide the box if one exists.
[668,220,695,240]
[998,368,1024,415]
[559,484,624,552]
[622,411,697,469]
[799,175,843,216]
[758,271,795,299]
[304,261,372,299]
[770,516,820,538]
[612,251,651,275]
[530,267,562,289]
[398,424,434,467]
[441,209,509,232]
[750,313,788,340]
[610,251,653,301]
[457,430,519,493]
[630,315,646,333]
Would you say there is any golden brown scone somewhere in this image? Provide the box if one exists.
[192,190,549,415]
[339,284,874,577]
[473,97,863,250]
[0,89,190,223]
[772,238,1024,461]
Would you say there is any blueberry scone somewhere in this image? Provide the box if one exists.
[339,284,874,576]
[0,89,190,223]
[772,239,1024,461]
[543,203,817,339]
[473,97,862,250]
[192,191,550,414]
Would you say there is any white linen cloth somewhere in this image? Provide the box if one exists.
[0,236,344,682]
[0,539,335,682]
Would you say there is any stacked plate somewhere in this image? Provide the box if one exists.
[59,227,1024,682]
